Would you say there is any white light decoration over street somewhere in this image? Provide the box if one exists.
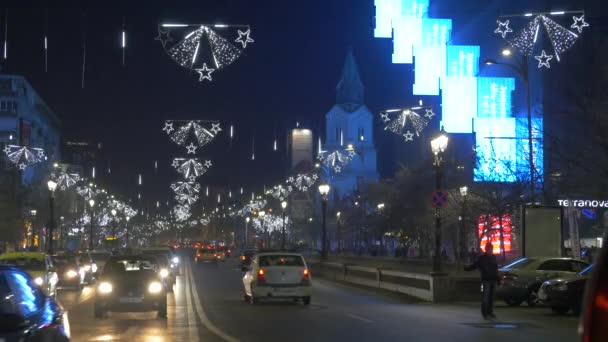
[494,20,513,38]
[534,50,553,68]
[3,145,45,169]
[318,148,356,174]
[173,158,211,180]
[286,173,319,192]
[164,120,221,148]
[380,106,433,142]
[53,172,80,191]
[157,23,252,82]
[266,184,291,201]
[570,15,589,33]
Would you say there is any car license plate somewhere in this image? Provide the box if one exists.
[119,297,143,303]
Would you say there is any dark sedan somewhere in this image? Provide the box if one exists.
[0,265,70,341]
[538,264,593,315]
[94,255,167,319]
[52,254,85,291]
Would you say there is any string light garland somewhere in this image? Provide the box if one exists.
[265,184,291,201]
[52,172,80,191]
[173,158,211,180]
[495,11,586,66]
[286,173,319,192]
[3,145,46,169]
[164,120,221,148]
[380,106,433,142]
[157,23,253,82]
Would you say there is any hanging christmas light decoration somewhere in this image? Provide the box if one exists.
[173,158,211,180]
[318,147,356,174]
[238,199,267,216]
[52,172,80,191]
[495,11,586,66]
[286,173,319,192]
[76,185,101,201]
[170,181,200,196]
[265,184,291,201]
[164,120,221,148]
[200,217,210,226]
[3,145,45,170]
[252,214,288,233]
[157,23,253,82]
[380,106,433,142]
[175,192,200,206]
[172,204,191,222]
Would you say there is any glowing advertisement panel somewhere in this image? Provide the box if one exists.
[516,117,544,183]
[477,77,516,118]
[474,117,517,182]
[440,76,477,133]
[446,45,480,77]
[478,214,512,254]
[392,16,422,64]
[374,0,395,38]
[421,18,452,45]
[413,44,446,95]
[402,0,429,17]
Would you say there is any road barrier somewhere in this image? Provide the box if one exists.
[313,262,479,303]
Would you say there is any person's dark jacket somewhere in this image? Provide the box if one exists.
[465,253,499,282]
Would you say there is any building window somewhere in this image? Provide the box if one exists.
[0,100,17,112]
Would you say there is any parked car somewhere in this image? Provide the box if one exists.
[496,257,589,306]
[77,251,97,284]
[0,265,71,341]
[0,252,58,298]
[539,264,593,315]
[52,253,85,291]
[94,254,167,319]
[242,252,312,305]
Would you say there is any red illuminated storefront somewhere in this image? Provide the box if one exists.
[478,214,512,254]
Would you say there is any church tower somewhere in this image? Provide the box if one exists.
[324,50,378,200]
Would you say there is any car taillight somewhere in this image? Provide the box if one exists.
[301,268,311,285]
[241,256,246,261]
[257,268,266,284]
[197,253,202,257]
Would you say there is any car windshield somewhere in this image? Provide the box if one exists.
[52,255,78,265]
[501,258,537,270]
[90,253,111,262]
[104,258,157,274]
[198,249,214,254]
[0,258,45,271]
[259,255,304,267]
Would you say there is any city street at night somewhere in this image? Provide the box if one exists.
[56,258,579,342]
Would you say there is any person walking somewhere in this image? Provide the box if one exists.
[465,242,499,320]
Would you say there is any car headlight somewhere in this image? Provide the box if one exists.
[148,281,163,294]
[66,270,78,278]
[98,282,113,294]
[34,277,44,286]
[172,256,179,264]
[92,263,98,273]
[160,268,169,278]
[555,283,568,291]
[83,264,92,272]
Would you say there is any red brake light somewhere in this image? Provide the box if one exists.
[303,268,309,277]
[301,268,311,285]
[257,268,266,284]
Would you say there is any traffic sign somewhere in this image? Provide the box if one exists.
[431,191,448,209]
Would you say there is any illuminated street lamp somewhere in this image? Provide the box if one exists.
[47,180,57,254]
[431,130,449,273]
[245,217,250,248]
[88,199,95,250]
[259,210,266,247]
[111,209,117,242]
[125,216,131,247]
[458,186,469,263]
[318,183,330,261]
[281,201,288,250]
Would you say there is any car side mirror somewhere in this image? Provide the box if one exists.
[580,242,608,341]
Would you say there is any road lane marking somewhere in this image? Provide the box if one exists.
[347,313,374,323]
[185,264,201,341]
[187,260,241,342]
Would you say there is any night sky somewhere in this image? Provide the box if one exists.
[2,0,595,211]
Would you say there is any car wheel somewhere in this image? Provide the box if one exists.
[302,296,311,305]
[504,298,523,306]
[527,290,539,307]
[94,304,105,319]
[551,306,570,314]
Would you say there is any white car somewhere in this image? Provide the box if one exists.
[243,252,312,305]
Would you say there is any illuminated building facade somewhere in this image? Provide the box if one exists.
[373,0,544,183]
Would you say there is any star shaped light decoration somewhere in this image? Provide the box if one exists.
[534,50,553,69]
[494,20,513,39]
[3,145,45,168]
[235,29,254,48]
[204,160,212,168]
[210,123,222,135]
[171,159,180,168]
[173,158,210,180]
[380,107,431,142]
[380,112,390,122]
[286,173,319,192]
[18,163,26,170]
[318,147,356,174]
[571,15,589,33]
[3,145,10,154]
[163,121,175,134]
[186,143,197,154]
[166,121,221,148]
[196,63,215,82]
[154,27,173,48]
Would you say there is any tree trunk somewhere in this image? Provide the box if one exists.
[499,214,506,262]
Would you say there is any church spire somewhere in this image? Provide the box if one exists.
[336,48,364,113]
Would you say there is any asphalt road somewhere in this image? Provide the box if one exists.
[57,256,580,342]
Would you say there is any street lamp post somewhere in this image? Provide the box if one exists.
[281,201,287,250]
[30,210,37,250]
[318,183,330,261]
[259,210,266,248]
[111,209,117,241]
[88,199,95,250]
[485,51,535,202]
[47,180,57,254]
[459,186,468,264]
[245,217,250,248]
[125,216,130,248]
[431,130,449,273]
